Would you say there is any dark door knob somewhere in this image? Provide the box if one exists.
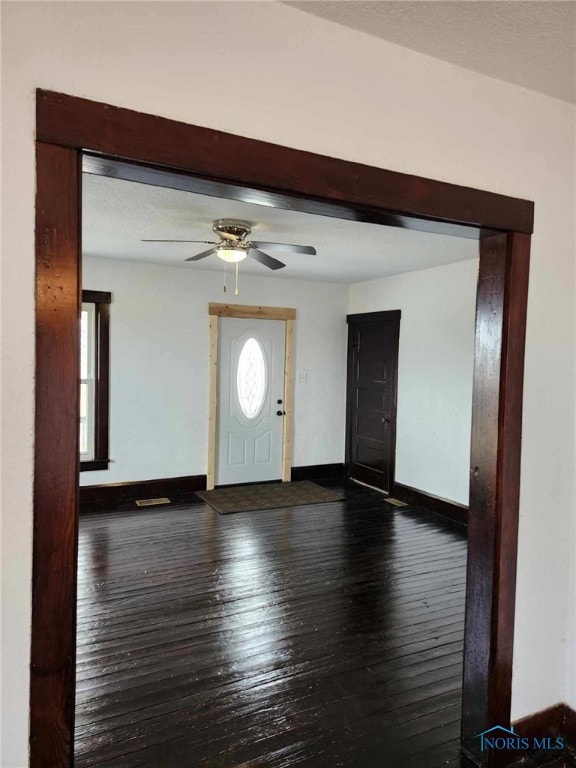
[276,410,285,416]
[277,399,283,405]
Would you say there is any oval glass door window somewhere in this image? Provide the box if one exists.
[236,337,267,419]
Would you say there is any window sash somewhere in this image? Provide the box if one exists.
[80,302,96,462]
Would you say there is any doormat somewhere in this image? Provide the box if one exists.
[196,480,344,515]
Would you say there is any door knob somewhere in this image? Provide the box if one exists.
[276,410,285,416]
[277,399,283,405]
[382,417,390,424]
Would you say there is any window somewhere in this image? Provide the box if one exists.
[80,290,111,471]
[236,337,267,419]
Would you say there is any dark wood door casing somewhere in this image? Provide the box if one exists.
[346,311,400,493]
[32,142,81,767]
[33,90,532,768]
[461,231,531,765]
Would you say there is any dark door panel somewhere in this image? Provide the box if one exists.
[356,414,384,442]
[346,311,400,492]
[357,387,386,410]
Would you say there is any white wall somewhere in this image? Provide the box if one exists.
[2,3,574,764]
[349,259,478,506]
[81,256,348,485]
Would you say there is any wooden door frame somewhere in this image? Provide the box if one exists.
[207,302,295,489]
[345,310,401,493]
[33,89,532,767]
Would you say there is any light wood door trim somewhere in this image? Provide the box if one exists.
[207,304,296,489]
[209,302,296,320]
[282,319,295,482]
[207,315,219,490]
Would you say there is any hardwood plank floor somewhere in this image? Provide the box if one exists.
[75,481,470,767]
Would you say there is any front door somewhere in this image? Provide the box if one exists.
[216,317,286,485]
[346,311,401,492]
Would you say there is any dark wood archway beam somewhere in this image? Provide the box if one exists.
[81,153,480,240]
[37,90,533,237]
[32,88,533,768]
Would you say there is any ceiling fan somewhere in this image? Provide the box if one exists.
[142,218,317,271]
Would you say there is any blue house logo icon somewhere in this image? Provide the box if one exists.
[477,725,519,752]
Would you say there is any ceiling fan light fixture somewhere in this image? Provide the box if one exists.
[216,245,247,263]
[151,217,313,273]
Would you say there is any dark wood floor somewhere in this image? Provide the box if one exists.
[75,482,470,767]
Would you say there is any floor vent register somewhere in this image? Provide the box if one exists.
[383,497,409,508]
[135,497,172,507]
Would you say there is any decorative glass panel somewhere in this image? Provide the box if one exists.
[236,338,267,419]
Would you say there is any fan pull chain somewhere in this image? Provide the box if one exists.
[223,261,227,293]
[235,262,239,296]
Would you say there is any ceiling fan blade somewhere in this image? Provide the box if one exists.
[141,239,217,244]
[250,241,316,255]
[249,248,285,271]
[185,247,218,262]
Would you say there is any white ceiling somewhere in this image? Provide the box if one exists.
[286,0,576,104]
[82,174,477,284]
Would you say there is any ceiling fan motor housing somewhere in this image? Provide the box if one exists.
[213,219,252,242]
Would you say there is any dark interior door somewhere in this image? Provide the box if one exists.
[346,311,400,493]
